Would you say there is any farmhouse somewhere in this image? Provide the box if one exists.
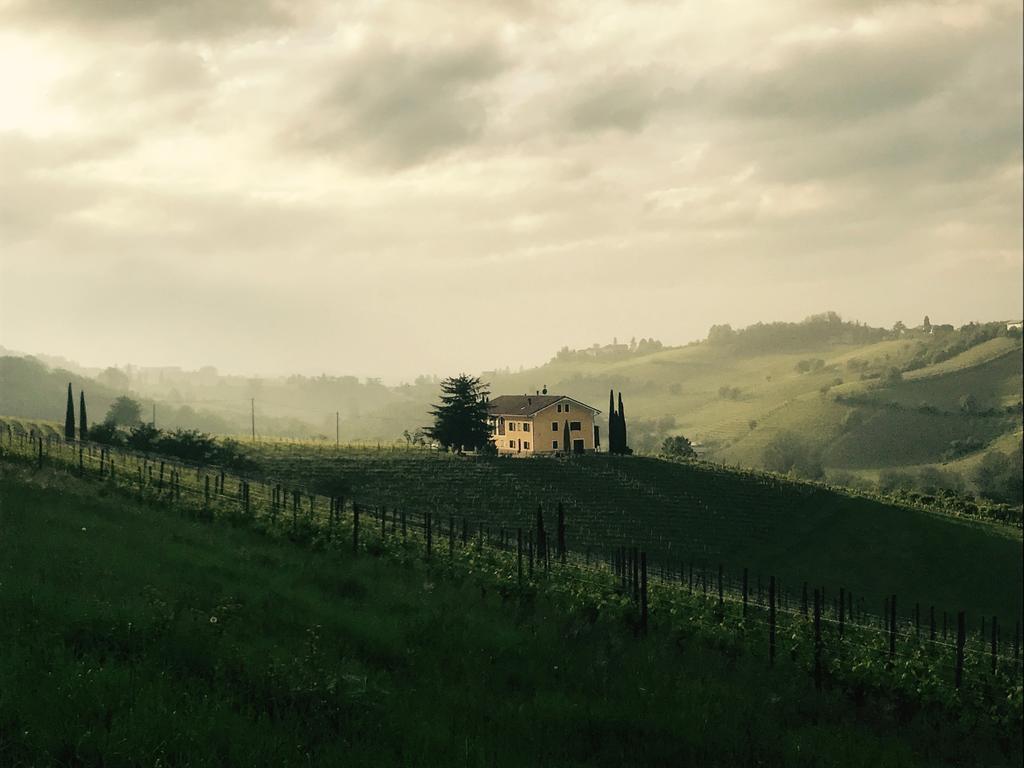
[488,391,601,455]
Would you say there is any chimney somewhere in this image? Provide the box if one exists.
[536,390,540,395]
[542,385,548,395]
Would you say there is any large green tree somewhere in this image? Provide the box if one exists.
[105,395,143,427]
[425,374,491,452]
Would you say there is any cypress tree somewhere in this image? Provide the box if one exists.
[64,383,76,441]
[563,419,571,455]
[618,392,629,454]
[79,391,88,440]
[608,388,618,453]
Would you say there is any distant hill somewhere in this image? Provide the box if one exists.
[3,313,1021,500]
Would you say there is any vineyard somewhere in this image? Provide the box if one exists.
[2,422,1021,750]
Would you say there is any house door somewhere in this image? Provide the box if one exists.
[573,439,585,454]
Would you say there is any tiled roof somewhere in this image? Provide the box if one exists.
[487,395,600,416]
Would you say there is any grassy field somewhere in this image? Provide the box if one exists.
[243,445,1023,622]
[1,464,1020,767]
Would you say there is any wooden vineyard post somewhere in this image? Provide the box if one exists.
[37,437,42,469]
[813,588,822,691]
[462,518,468,545]
[517,528,523,587]
[955,611,966,689]
[527,535,534,578]
[915,603,920,639]
[802,582,808,618]
[742,568,748,617]
[632,547,639,603]
[929,606,936,642]
[688,562,693,594]
[889,595,897,661]
[717,564,724,613]
[991,616,998,675]
[1015,620,1020,662]
[621,548,627,591]
[158,461,164,492]
[204,475,210,517]
[769,575,776,667]
[449,516,455,560]
[640,552,648,638]
[401,509,407,541]
[557,502,566,565]
[353,503,360,553]
[838,587,845,639]
[78,444,83,476]
[943,611,948,640]
[425,512,432,560]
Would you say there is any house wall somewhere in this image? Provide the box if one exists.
[492,415,537,455]
[490,399,598,455]
[534,401,596,454]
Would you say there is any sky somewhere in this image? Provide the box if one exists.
[1,0,1021,382]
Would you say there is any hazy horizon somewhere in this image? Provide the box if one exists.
[2,0,1021,382]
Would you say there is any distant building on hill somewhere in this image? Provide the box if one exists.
[1007,321,1023,332]
[487,390,601,455]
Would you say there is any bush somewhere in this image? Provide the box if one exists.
[972,445,1024,505]
[126,423,161,452]
[718,386,742,400]
[661,435,696,460]
[762,431,824,480]
[156,429,219,464]
[87,421,125,447]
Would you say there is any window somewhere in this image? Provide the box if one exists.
[565,403,570,412]
[523,423,530,432]
[570,421,581,431]
[509,422,516,431]
[509,440,515,447]
[552,440,558,449]
[524,441,530,450]
[556,404,562,412]
[551,422,558,431]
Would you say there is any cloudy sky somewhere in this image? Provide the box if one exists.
[1,0,1021,381]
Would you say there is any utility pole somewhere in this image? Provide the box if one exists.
[251,398,255,443]
[336,411,339,446]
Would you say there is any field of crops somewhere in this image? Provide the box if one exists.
[2,431,1022,768]
[6,418,1020,625]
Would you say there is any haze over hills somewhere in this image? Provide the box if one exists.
[2,312,1021,500]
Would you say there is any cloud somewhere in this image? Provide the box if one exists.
[565,70,673,133]
[284,41,508,169]
[3,0,303,39]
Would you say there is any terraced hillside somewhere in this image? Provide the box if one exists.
[251,445,1023,622]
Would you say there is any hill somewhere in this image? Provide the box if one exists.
[1,461,1020,767]
[247,445,1022,622]
[4,314,1021,501]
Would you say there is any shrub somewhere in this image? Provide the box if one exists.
[661,435,696,460]
[972,444,1024,505]
[762,431,824,480]
[87,421,125,447]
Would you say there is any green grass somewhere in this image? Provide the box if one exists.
[242,446,1023,622]
[1,465,1019,767]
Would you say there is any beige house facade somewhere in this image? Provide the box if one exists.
[487,394,601,456]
